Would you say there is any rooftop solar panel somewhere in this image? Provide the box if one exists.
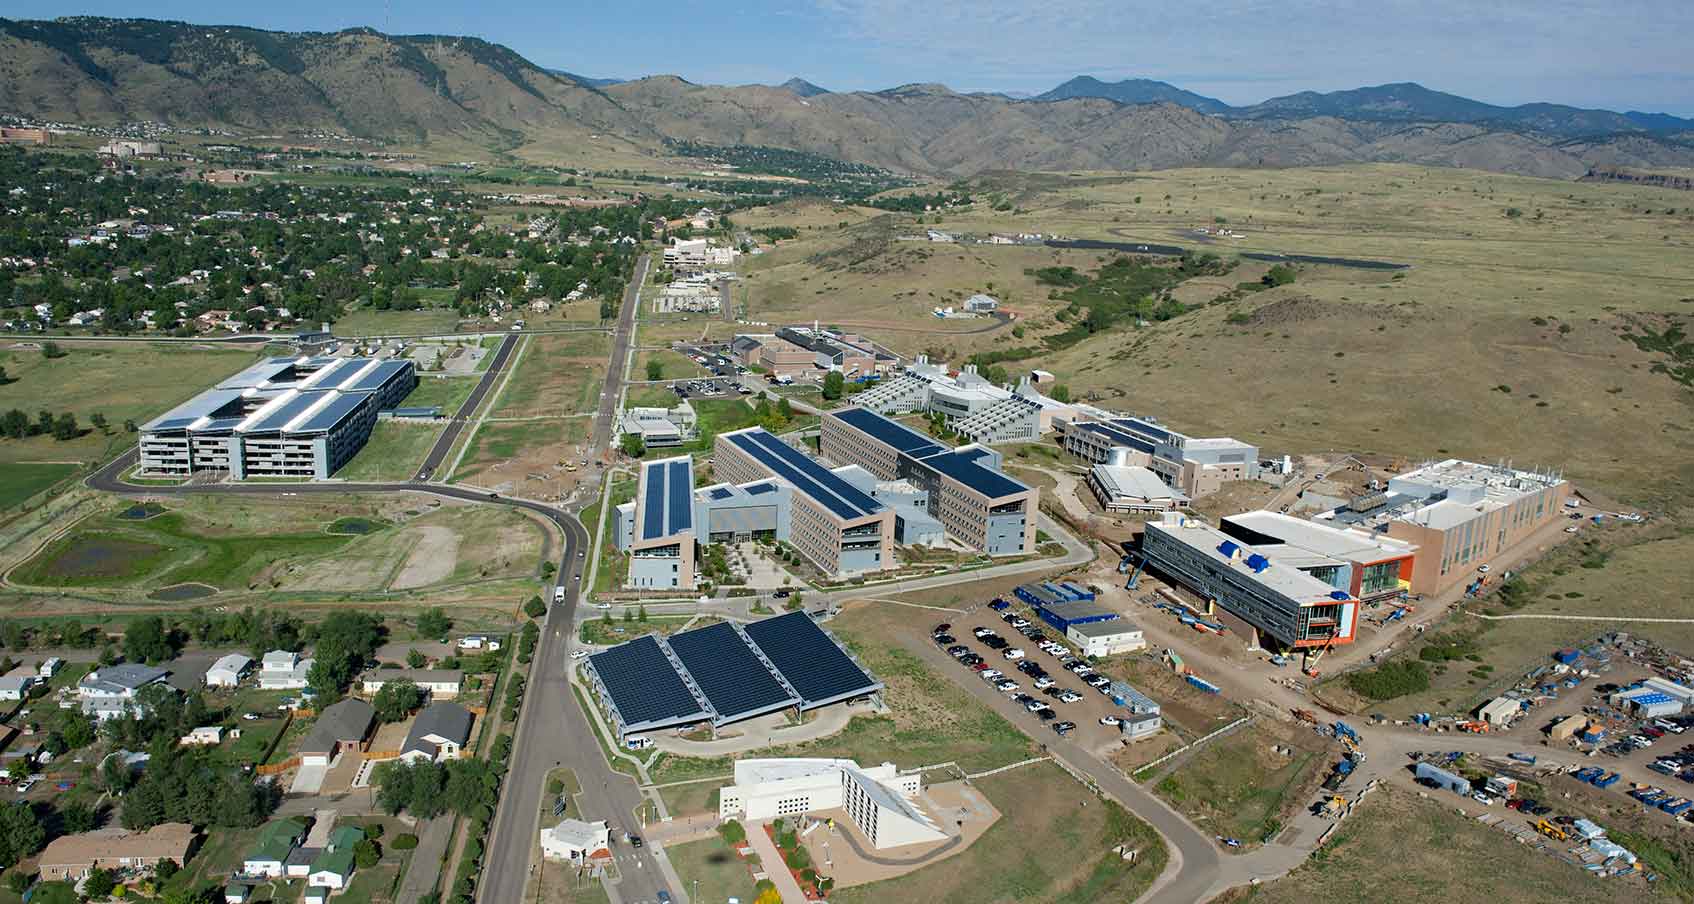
[727,430,882,520]
[1117,417,1172,443]
[708,486,734,500]
[667,622,796,721]
[745,482,776,495]
[833,407,944,458]
[744,611,879,708]
[641,462,668,540]
[242,392,322,433]
[295,391,371,433]
[349,360,411,391]
[586,636,709,729]
[667,460,693,533]
[913,449,1028,499]
[1080,421,1155,454]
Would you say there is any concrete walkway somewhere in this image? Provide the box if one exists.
[745,821,808,904]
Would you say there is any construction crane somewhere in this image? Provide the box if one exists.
[1121,553,1149,589]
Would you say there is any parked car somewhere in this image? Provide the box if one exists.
[933,634,956,645]
[1052,721,1076,736]
[1100,716,1122,727]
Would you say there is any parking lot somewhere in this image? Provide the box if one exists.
[930,598,1159,755]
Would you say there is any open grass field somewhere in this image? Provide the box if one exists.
[0,340,262,466]
[4,494,545,598]
[405,375,481,412]
[666,835,760,904]
[336,421,441,481]
[631,347,704,382]
[828,762,1167,904]
[451,416,591,488]
[584,476,636,597]
[1216,786,1654,904]
[1154,720,1328,845]
[0,461,77,510]
[494,333,611,418]
[622,384,679,409]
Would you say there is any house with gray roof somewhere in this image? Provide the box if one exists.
[78,664,171,721]
[298,698,375,767]
[398,703,474,764]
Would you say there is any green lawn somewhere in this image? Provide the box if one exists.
[1155,722,1324,844]
[0,341,261,466]
[0,461,78,509]
[584,478,636,597]
[667,835,758,904]
[10,508,353,590]
[337,421,442,481]
[623,385,679,409]
[405,376,480,414]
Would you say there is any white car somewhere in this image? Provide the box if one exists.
[1565,526,1579,533]
[241,712,260,721]
[1004,649,1025,661]
[596,602,612,610]
[570,649,589,660]
[979,669,1003,681]
[1477,564,1491,574]
[1100,716,1121,726]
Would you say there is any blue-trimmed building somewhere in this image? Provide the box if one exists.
[613,456,698,590]
[820,407,1038,556]
[137,355,416,479]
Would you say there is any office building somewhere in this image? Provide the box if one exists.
[1219,510,1417,602]
[820,407,1036,556]
[1322,459,1569,595]
[138,356,416,479]
[1060,414,1258,499]
[1089,457,1191,513]
[1140,512,1360,651]
[613,455,700,590]
[717,758,948,849]
[715,428,894,575]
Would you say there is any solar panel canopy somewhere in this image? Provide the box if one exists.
[584,612,880,737]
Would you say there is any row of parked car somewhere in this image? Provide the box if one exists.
[935,621,1077,736]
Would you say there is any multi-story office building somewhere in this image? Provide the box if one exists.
[1140,512,1360,652]
[1324,459,1569,596]
[1060,414,1258,499]
[714,428,895,576]
[820,407,1037,556]
[1219,510,1417,602]
[138,356,416,479]
[614,456,698,591]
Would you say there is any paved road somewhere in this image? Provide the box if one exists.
[417,332,519,480]
[480,254,672,904]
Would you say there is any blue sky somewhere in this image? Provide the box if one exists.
[13,0,1694,115]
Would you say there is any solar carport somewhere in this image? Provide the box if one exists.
[583,611,881,740]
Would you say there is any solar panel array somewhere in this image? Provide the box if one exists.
[1115,417,1173,444]
[832,407,944,458]
[1079,421,1155,454]
[744,611,879,707]
[667,460,693,534]
[726,430,883,520]
[585,636,709,729]
[586,612,880,735]
[911,449,1028,500]
[639,457,694,541]
[667,622,797,719]
[297,392,370,433]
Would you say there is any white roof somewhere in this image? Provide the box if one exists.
[543,819,609,850]
[1091,465,1186,503]
[1147,514,1351,607]
[1225,510,1415,562]
[262,650,298,669]
[208,653,253,674]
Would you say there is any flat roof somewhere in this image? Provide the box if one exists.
[639,456,695,542]
[1222,510,1413,562]
[666,622,799,723]
[724,429,883,520]
[143,355,408,437]
[910,448,1029,500]
[1069,618,1140,638]
[1073,420,1156,454]
[1147,516,1354,607]
[587,636,712,731]
[830,407,944,458]
[742,611,880,709]
[1093,464,1186,502]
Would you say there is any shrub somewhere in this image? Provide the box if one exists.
[718,819,746,845]
[393,833,419,850]
[1346,660,1430,700]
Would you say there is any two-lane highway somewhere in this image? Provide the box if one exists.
[416,332,519,480]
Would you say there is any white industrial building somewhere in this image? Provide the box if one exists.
[541,819,611,862]
[717,758,948,849]
[1088,458,1191,513]
[1477,697,1522,726]
[1066,619,1147,657]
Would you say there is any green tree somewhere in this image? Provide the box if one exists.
[51,412,79,440]
[90,412,109,434]
[124,616,177,664]
[1262,264,1297,287]
[40,341,65,359]
[0,800,46,867]
[353,838,382,869]
[637,605,649,623]
[645,359,663,381]
[83,867,118,898]
[373,680,424,723]
[523,596,547,618]
[416,608,451,639]
[406,648,427,669]
[821,371,844,400]
[1049,384,1071,403]
[620,432,646,458]
[60,800,100,833]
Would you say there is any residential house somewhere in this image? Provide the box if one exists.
[298,698,375,767]
[78,664,171,721]
[0,674,37,701]
[258,650,314,690]
[205,653,253,688]
[38,657,63,678]
[38,823,196,881]
[179,726,224,747]
[308,825,365,889]
[359,669,463,700]
[398,703,473,764]
[242,818,306,878]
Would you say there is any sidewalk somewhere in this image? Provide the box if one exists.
[395,816,453,904]
[744,821,808,904]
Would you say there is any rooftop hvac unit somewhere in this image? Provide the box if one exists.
[1106,446,1135,468]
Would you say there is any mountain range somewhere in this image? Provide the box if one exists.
[3,17,1692,179]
